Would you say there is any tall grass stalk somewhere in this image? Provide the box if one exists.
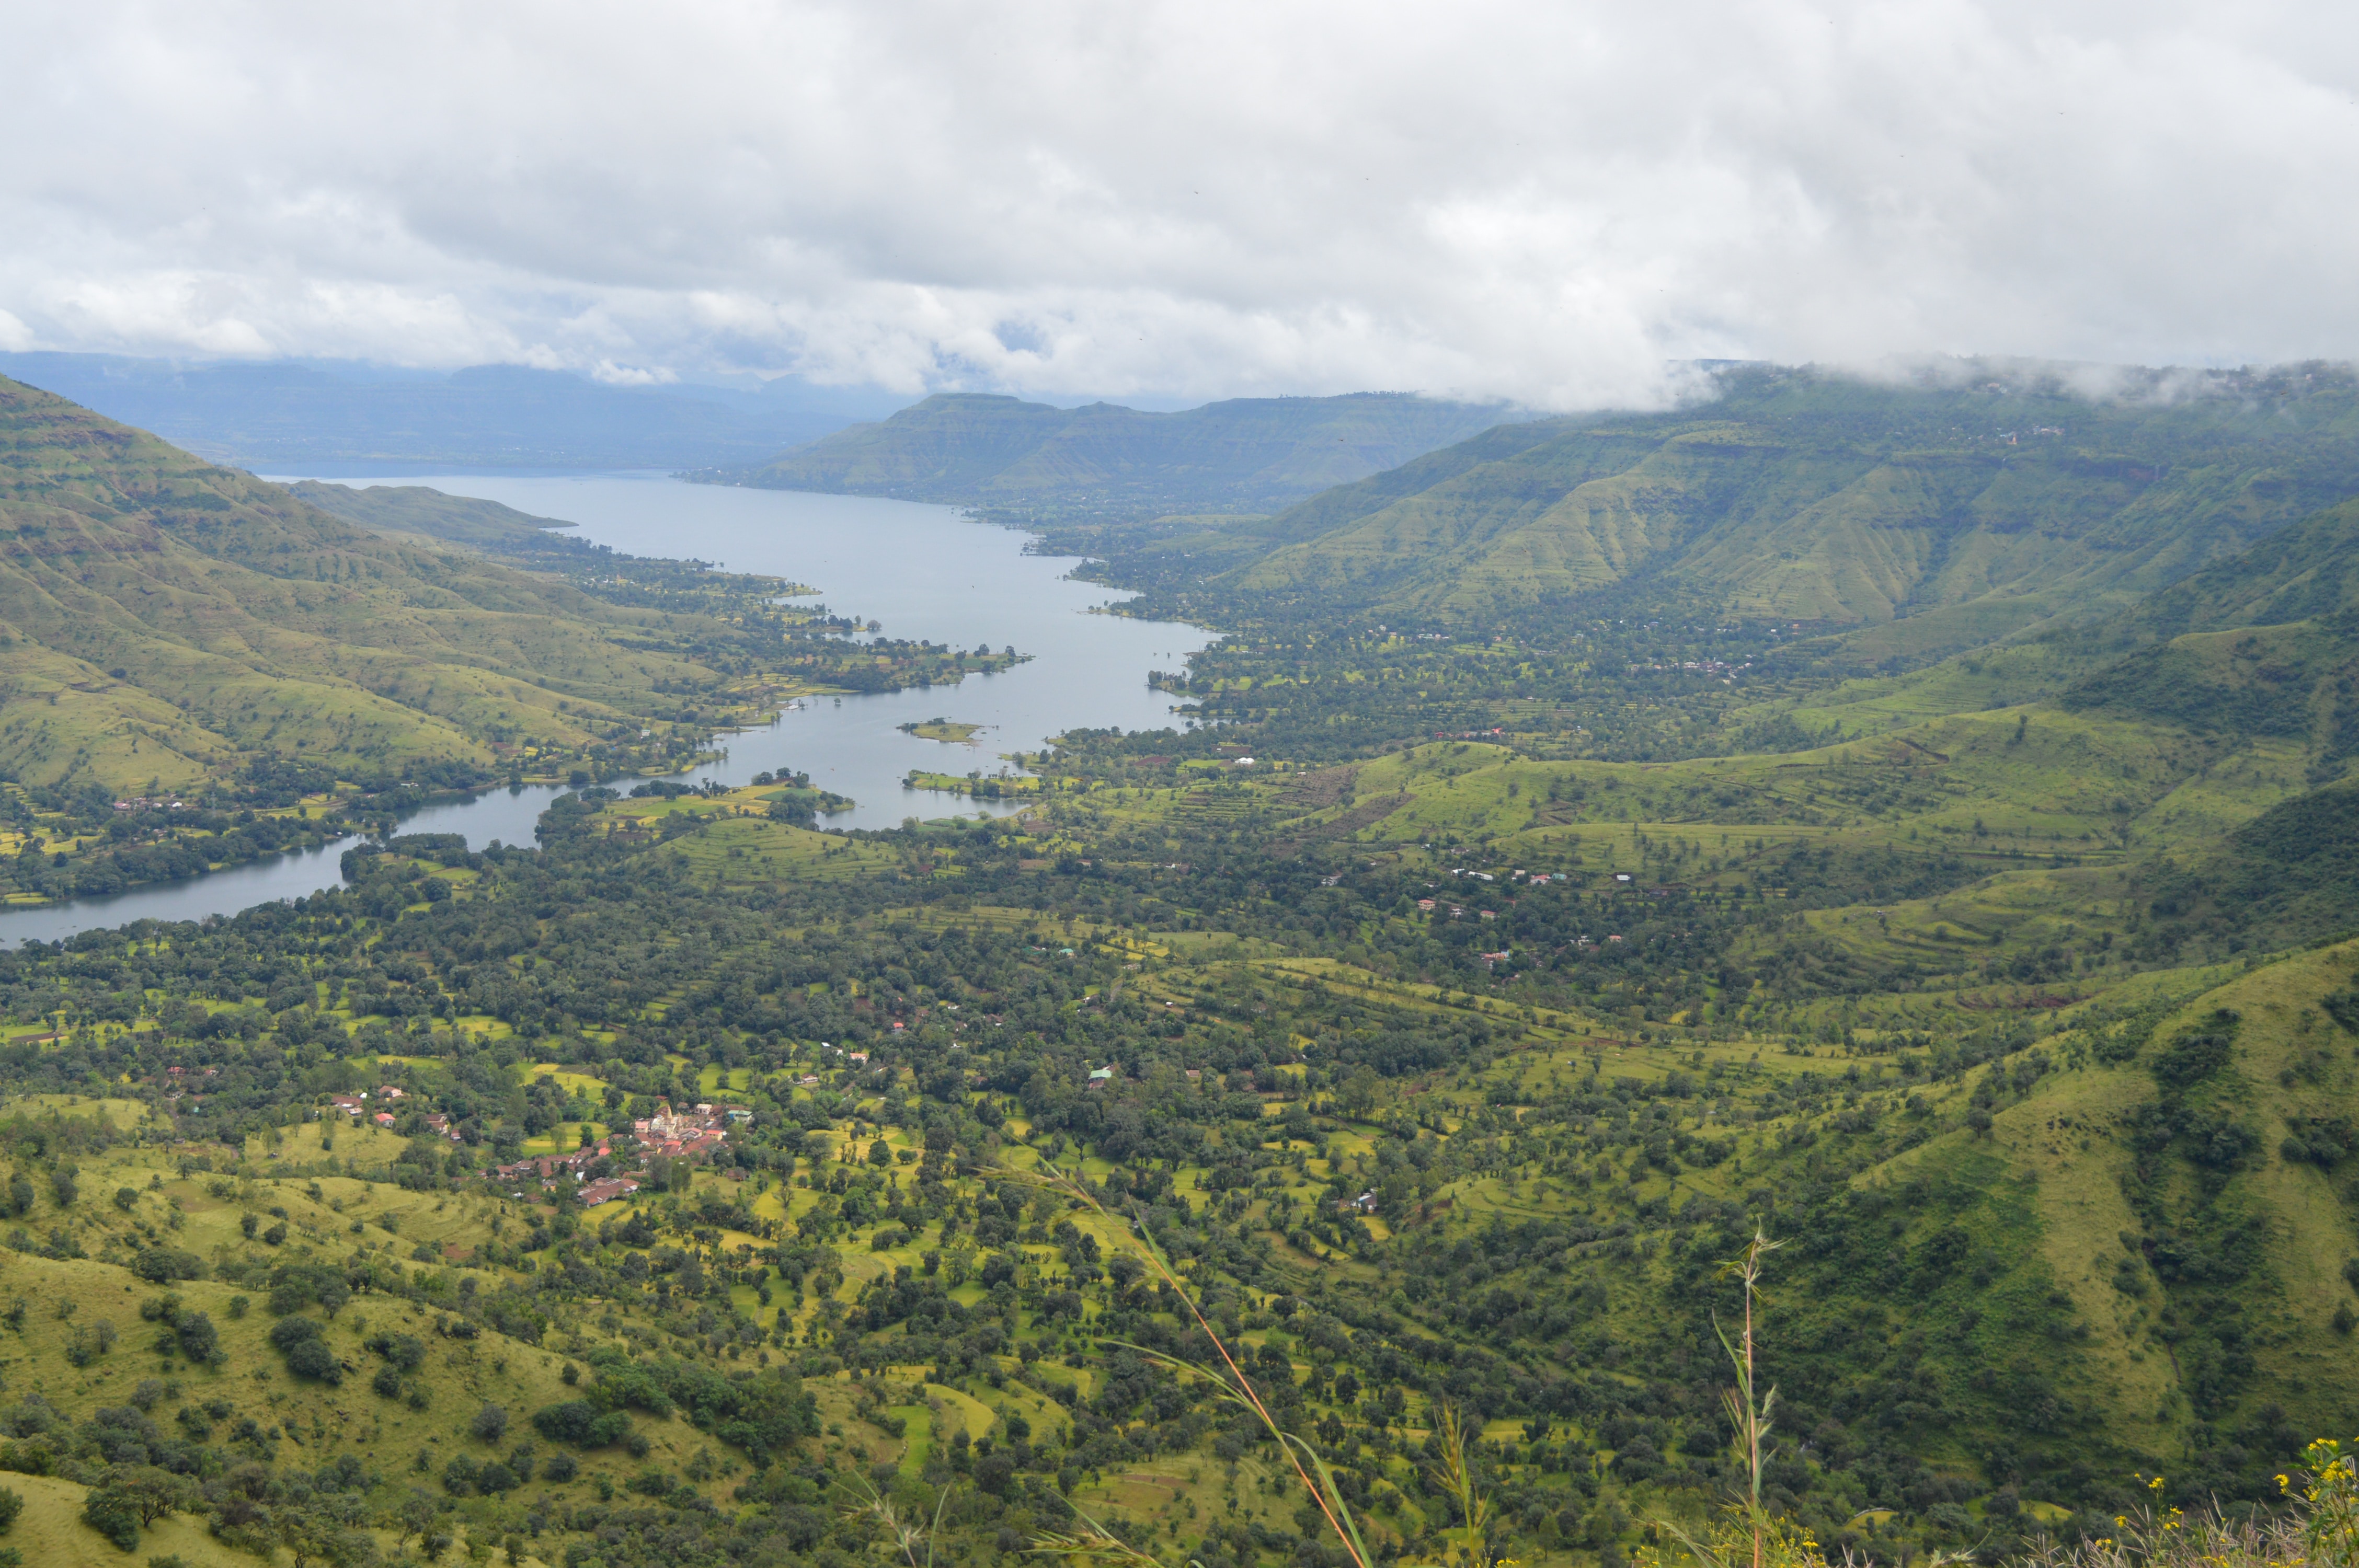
[1012,1160,2359,1568]
[843,1472,957,1568]
[1721,1231,1782,1568]
[1013,1162,1378,1568]
[1643,1231,1830,1568]
[1426,1402,1499,1568]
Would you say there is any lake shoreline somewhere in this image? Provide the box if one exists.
[1,473,1212,945]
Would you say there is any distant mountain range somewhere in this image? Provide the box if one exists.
[709,391,1529,515]
[1110,364,2359,662]
[0,353,909,471]
[0,356,1528,506]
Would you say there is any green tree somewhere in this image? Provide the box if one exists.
[175,1310,219,1363]
[396,1494,437,1550]
[278,1506,374,1568]
[81,1482,141,1550]
[118,1466,199,1528]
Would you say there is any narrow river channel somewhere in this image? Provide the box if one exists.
[0,472,1212,946]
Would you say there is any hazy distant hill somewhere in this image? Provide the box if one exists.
[1141,365,2359,659]
[286,480,585,552]
[0,353,906,470]
[719,390,1524,514]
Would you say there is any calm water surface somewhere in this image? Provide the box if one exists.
[0,474,1210,945]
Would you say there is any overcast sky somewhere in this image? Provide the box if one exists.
[6,1,2355,407]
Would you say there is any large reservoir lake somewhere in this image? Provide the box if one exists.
[0,474,1211,944]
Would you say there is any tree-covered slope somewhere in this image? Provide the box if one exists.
[724,391,1521,514]
[2039,497,2359,757]
[2092,494,2359,643]
[5,763,2357,1567]
[2013,497,2359,944]
[0,378,797,794]
[1143,366,2359,656]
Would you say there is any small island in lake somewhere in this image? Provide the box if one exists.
[898,717,986,742]
[903,769,1043,799]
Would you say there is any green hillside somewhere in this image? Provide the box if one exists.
[287,481,587,554]
[1,750,2355,1567]
[1687,500,2359,806]
[0,378,808,797]
[0,387,1044,906]
[2048,497,2359,744]
[18,358,2359,1568]
[2042,491,2359,951]
[722,391,1520,515]
[1095,365,2359,663]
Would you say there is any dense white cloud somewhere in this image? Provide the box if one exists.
[5,0,2357,406]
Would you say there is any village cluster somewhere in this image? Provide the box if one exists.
[317,1087,747,1208]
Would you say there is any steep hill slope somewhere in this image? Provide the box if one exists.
[724,391,1520,514]
[2095,492,2359,641]
[2049,497,2359,752]
[2037,498,2359,946]
[1135,365,2359,658]
[1777,489,2359,792]
[1396,938,2359,1506]
[0,377,784,794]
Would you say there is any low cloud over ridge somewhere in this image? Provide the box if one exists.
[8,1,2359,407]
